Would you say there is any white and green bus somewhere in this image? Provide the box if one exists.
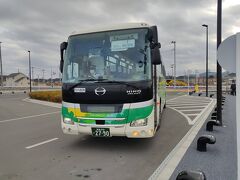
[59,23,166,138]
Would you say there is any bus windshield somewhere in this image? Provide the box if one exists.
[62,28,152,83]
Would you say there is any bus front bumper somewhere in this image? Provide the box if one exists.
[61,119,155,138]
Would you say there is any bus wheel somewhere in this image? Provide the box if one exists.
[157,99,162,131]
[163,101,166,109]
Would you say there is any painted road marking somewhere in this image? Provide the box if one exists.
[167,95,213,125]
[183,113,199,116]
[23,98,61,108]
[180,109,202,112]
[167,101,210,103]
[166,95,187,102]
[171,103,209,108]
[25,138,59,149]
[167,102,210,105]
[174,106,206,109]
[0,111,60,123]
[168,100,211,103]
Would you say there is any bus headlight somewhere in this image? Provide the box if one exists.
[63,117,74,125]
[130,118,148,127]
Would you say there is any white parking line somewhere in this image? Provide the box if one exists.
[167,102,210,105]
[168,104,209,107]
[180,109,202,112]
[183,114,199,116]
[173,106,206,109]
[0,111,60,123]
[25,138,59,149]
[167,95,187,102]
[168,100,210,103]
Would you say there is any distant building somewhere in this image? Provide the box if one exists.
[3,73,29,87]
[32,78,62,86]
[0,72,62,87]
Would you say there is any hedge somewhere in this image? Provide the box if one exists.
[29,91,62,103]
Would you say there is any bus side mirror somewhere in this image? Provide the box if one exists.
[150,26,158,44]
[149,26,161,65]
[152,46,162,65]
[60,60,64,73]
[60,42,68,73]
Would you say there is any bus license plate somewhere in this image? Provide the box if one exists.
[92,128,110,137]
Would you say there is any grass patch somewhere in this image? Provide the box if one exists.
[29,91,62,103]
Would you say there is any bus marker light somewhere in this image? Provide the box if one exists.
[141,130,146,136]
[148,129,154,136]
[132,131,140,137]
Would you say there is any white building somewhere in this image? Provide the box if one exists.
[3,73,29,87]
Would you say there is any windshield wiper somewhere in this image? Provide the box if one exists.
[79,78,98,82]
[69,79,99,90]
[69,79,140,91]
[98,80,139,89]
[138,46,148,74]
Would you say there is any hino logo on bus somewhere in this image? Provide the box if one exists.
[126,89,142,95]
[95,87,106,96]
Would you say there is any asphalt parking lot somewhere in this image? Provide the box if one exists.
[0,93,212,180]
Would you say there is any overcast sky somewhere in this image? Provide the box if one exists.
[0,0,239,78]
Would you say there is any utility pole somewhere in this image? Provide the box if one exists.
[184,70,186,83]
[171,64,174,81]
[42,69,45,83]
[171,41,176,87]
[187,70,190,94]
[32,67,34,87]
[51,67,53,88]
[195,70,198,85]
[28,50,32,92]
[37,75,39,89]
[217,0,222,126]
[0,42,3,88]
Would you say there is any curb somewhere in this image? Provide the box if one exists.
[0,91,28,94]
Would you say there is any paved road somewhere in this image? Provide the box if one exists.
[0,93,191,180]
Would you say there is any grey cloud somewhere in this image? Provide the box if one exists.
[0,0,239,77]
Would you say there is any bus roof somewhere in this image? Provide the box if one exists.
[70,23,150,36]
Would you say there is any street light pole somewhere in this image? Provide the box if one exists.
[202,24,209,97]
[187,70,190,94]
[217,0,222,125]
[171,41,176,87]
[51,67,53,88]
[28,50,32,92]
[195,70,198,85]
[42,69,45,83]
[0,42,3,88]
[32,67,34,87]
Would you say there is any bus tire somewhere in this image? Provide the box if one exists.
[163,101,166,109]
[157,99,162,131]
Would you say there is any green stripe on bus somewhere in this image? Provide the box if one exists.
[62,105,153,124]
